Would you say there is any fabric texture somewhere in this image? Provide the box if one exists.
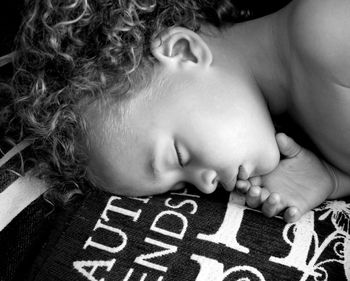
[0,157,20,193]
[27,188,350,281]
[0,196,56,281]
[0,142,53,281]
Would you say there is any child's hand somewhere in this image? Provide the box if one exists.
[236,133,336,223]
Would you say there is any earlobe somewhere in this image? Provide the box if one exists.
[151,27,213,69]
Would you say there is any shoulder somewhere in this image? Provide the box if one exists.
[288,0,350,85]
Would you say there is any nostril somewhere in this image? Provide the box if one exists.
[199,170,218,193]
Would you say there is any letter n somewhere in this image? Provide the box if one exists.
[134,238,177,272]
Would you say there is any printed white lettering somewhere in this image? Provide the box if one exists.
[164,198,198,214]
[130,197,152,204]
[151,210,188,239]
[134,238,177,272]
[269,212,314,271]
[197,193,249,253]
[345,237,350,280]
[101,196,141,222]
[123,268,164,281]
[84,236,126,254]
[73,259,116,281]
[191,254,265,281]
[83,219,127,253]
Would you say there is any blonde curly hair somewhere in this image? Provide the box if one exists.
[1,0,251,202]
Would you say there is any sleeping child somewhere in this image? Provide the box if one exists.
[2,0,350,223]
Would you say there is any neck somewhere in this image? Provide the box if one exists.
[206,4,292,115]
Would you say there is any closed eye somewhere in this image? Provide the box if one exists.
[174,142,184,168]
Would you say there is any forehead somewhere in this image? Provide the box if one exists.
[85,98,129,138]
[83,67,225,194]
[84,94,160,191]
[87,121,153,193]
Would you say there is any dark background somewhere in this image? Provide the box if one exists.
[0,1,24,56]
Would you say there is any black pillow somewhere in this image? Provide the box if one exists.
[29,188,350,281]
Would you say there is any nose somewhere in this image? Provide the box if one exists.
[190,169,218,194]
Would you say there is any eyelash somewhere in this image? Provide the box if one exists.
[174,142,184,167]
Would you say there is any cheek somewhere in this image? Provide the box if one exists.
[254,135,280,175]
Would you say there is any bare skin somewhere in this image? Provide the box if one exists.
[236,133,336,222]
[87,0,350,222]
[236,0,350,222]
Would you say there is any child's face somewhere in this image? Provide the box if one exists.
[87,65,280,196]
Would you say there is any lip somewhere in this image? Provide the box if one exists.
[221,169,239,192]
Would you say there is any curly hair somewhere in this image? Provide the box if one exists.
[1,0,252,203]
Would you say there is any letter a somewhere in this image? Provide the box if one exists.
[73,259,116,281]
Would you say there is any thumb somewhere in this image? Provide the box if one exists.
[276,133,302,158]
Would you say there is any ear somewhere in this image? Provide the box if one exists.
[151,27,213,69]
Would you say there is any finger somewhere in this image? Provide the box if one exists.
[236,180,251,193]
[284,206,301,223]
[260,188,270,202]
[276,133,302,158]
[248,176,263,186]
[262,193,283,218]
[246,185,263,208]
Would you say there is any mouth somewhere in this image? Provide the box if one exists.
[221,168,239,192]
[221,181,236,192]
